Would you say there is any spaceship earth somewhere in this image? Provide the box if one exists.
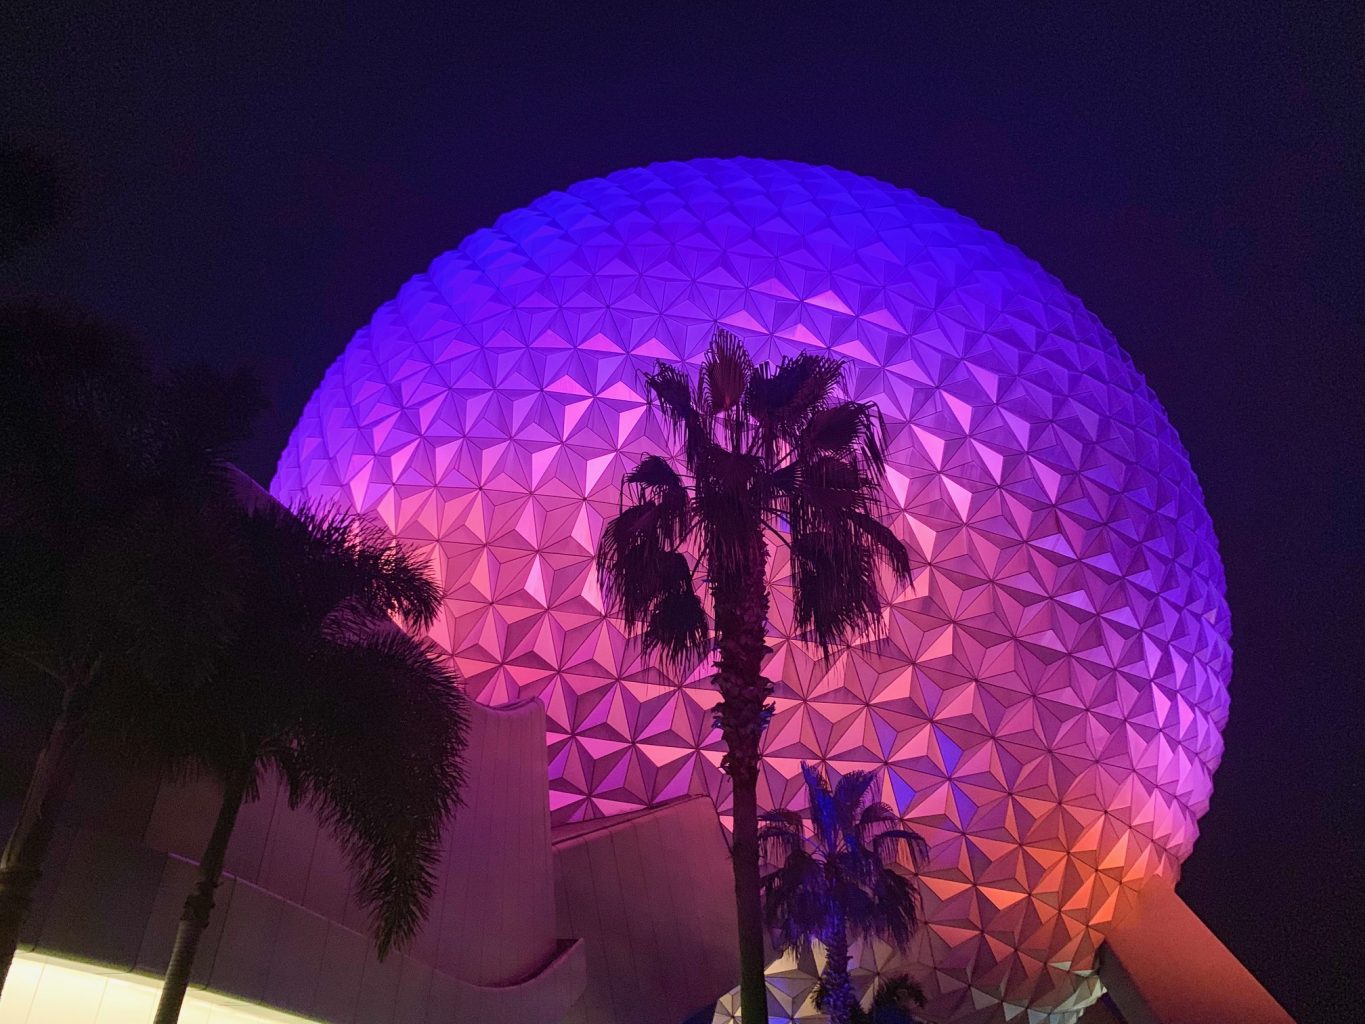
[272,158,1232,1023]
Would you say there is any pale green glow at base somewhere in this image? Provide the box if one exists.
[0,953,320,1024]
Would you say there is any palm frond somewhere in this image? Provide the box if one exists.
[624,455,691,546]
[789,528,881,648]
[644,362,695,423]
[760,847,829,950]
[699,329,752,430]
[854,800,902,846]
[640,553,709,667]
[758,807,806,865]
[772,454,865,513]
[872,827,929,869]
[863,867,922,948]
[289,626,468,958]
[596,481,709,669]
[800,762,844,855]
[693,445,766,586]
[597,503,676,624]
[744,351,845,458]
[772,444,913,659]
[843,510,913,581]
[831,771,878,839]
[801,401,887,476]
[151,367,266,503]
[0,309,272,780]
[644,362,712,471]
[294,505,444,630]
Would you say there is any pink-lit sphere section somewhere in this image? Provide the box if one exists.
[273,158,1231,1022]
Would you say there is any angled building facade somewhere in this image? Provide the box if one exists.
[0,700,739,1024]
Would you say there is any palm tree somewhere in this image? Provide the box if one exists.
[596,329,913,1024]
[0,306,260,995]
[863,974,928,1024]
[760,764,928,1024]
[148,490,469,1024]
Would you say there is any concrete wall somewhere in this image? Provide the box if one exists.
[553,796,739,1024]
[5,699,585,1024]
[1097,877,1294,1024]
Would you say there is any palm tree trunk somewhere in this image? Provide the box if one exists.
[731,764,768,1024]
[822,925,855,1024]
[712,522,772,1024]
[152,769,248,1024]
[0,686,82,996]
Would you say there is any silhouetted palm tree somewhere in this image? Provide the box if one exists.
[149,490,468,1024]
[865,974,928,1023]
[596,330,913,1024]
[0,306,260,995]
[760,764,928,1024]
[847,973,928,1024]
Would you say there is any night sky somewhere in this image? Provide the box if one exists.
[5,4,1360,1021]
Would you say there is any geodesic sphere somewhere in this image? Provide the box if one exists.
[272,158,1231,1023]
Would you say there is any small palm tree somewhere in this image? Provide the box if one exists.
[148,491,468,1024]
[0,306,259,995]
[854,974,928,1024]
[760,764,928,1024]
[597,329,913,1024]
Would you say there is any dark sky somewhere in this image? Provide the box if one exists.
[5,3,1361,1021]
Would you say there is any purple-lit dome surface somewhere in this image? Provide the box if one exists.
[273,158,1231,1023]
